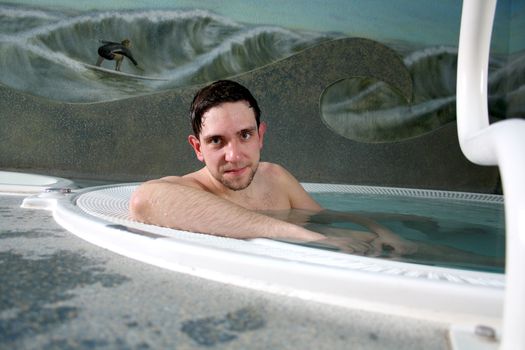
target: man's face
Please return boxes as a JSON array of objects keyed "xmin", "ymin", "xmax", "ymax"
[{"xmin": 188, "ymin": 101, "xmax": 266, "ymax": 191}]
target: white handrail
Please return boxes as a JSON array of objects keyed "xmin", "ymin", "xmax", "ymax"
[{"xmin": 457, "ymin": 0, "xmax": 525, "ymax": 348}]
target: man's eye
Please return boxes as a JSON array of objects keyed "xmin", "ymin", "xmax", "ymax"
[
  {"xmin": 241, "ymin": 131, "xmax": 252, "ymax": 140},
  {"xmin": 210, "ymin": 137, "xmax": 221, "ymax": 145}
]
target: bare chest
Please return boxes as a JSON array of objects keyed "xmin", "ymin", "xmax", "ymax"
[{"xmin": 226, "ymin": 189, "xmax": 290, "ymax": 211}]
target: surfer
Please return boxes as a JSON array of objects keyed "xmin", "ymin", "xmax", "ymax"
[
  {"xmin": 96, "ymin": 39, "xmax": 138, "ymax": 71},
  {"xmin": 129, "ymin": 80, "xmax": 415, "ymax": 254}
]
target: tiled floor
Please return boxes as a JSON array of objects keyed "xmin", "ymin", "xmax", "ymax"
[{"xmin": 0, "ymin": 194, "xmax": 449, "ymax": 349}]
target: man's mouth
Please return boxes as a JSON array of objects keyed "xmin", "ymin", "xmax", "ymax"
[{"xmin": 223, "ymin": 166, "xmax": 247, "ymax": 176}]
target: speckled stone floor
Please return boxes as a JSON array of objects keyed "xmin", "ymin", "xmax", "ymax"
[{"xmin": 0, "ymin": 194, "xmax": 450, "ymax": 350}]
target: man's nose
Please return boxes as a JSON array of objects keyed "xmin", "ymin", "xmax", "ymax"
[{"xmin": 225, "ymin": 140, "xmax": 242, "ymax": 162}]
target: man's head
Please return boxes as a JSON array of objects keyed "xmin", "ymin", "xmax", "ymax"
[
  {"xmin": 190, "ymin": 80, "xmax": 261, "ymax": 137},
  {"xmin": 121, "ymin": 39, "xmax": 131, "ymax": 47},
  {"xmin": 188, "ymin": 80, "xmax": 266, "ymax": 191}
]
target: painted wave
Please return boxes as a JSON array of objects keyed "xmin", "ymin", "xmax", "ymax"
[
  {"xmin": 1, "ymin": 2, "xmax": 522, "ymax": 137},
  {"xmin": 321, "ymin": 44, "xmax": 525, "ymax": 142},
  {"xmin": 0, "ymin": 3, "xmax": 333, "ymax": 102}
]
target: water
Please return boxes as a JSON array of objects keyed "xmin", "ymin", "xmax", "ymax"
[{"xmin": 306, "ymin": 192, "xmax": 505, "ymax": 273}]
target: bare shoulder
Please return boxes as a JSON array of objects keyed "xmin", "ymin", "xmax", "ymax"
[
  {"xmin": 258, "ymin": 162, "xmax": 322, "ymax": 211},
  {"xmin": 130, "ymin": 173, "xmax": 208, "ymax": 215},
  {"xmin": 140, "ymin": 172, "xmax": 206, "ymax": 191},
  {"xmin": 258, "ymin": 162, "xmax": 294, "ymax": 180}
]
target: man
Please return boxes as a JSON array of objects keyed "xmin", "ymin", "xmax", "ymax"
[
  {"xmin": 96, "ymin": 39, "xmax": 138, "ymax": 71},
  {"xmin": 130, "ymin": 80, "xmax": 411, "ymax": 253}
]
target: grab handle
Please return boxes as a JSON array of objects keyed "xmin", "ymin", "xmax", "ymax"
[{"xmin": 457, "ymin": 0, "xmax": 525, "ymax": 348}]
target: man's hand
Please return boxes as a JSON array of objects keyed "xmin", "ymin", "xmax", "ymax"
[
  {"xmin": 316, "ymin": 235, "xmax": 374, "ymax": 254},
  {"xmin": 369, "ymin": 234, "xmax": 418, "ymax": 257}
]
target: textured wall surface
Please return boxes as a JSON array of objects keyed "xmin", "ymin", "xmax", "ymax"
[{"xmin": 0, "ymin": 38, "xmax": 499, "ymax": 192}]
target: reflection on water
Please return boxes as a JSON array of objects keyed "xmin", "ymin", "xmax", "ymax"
[{"xmin": 262, "ymin": 193, "xmax": 505, "ymax": 274}]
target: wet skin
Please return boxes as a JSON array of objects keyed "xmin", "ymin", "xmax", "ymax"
[{"xmin": 188, "ymin": 101, "xmax": 266, "ymax": 192}]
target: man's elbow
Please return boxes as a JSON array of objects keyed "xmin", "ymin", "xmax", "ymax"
[{"xmin": 129, "ymin": 186, "xmax": 151, "ymax": 223}]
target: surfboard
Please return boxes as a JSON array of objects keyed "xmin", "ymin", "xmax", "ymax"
[{"xmin": 82, "ymin": 63, "xmax": 168, "ymax": 81}]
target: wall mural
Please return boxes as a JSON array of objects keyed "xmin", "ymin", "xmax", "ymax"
[
  {"xmin": 0, "ymin": 3, "xmax": 333, "ymax": 102},
  {"xmin": 1, "ymin": 0, "xmax": 522, "ymax": 145}
]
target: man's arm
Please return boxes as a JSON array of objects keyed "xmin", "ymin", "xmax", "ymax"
[
  {"xmin": 129, "ymin": 178, "xmax": 324, "ymax": 241},
  {"xmin": 269, "ymin": 164, "xmax": 322, "ymax": 211},
  {"xmin": 113, "ymin": 47, "xmax": 138, "ymax": 66},
  {"xmin": 311, "ymin": 210, "xmax": 417, "ymax": 255},
  {"xmin": 122, "ymin": 49, "xmax": 138, "ymax": 66}
]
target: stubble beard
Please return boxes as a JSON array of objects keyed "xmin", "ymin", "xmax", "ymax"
[{"xmin": 219, "ymin": 164, "xmax": 258, "ymax": 191}]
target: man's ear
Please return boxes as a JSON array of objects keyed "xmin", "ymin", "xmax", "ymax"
[
  {"xmin": 188, "ymin": 135, "xmax": 204, "ymax": 162},
  {"xmin": 258, "ymin": 122, "xmax": 267, "ymax": 149}
]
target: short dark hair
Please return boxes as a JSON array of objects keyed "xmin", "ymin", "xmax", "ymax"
[{"xmin": 189, "ymin": 80, "xmax": 261, "ymax": 136}]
